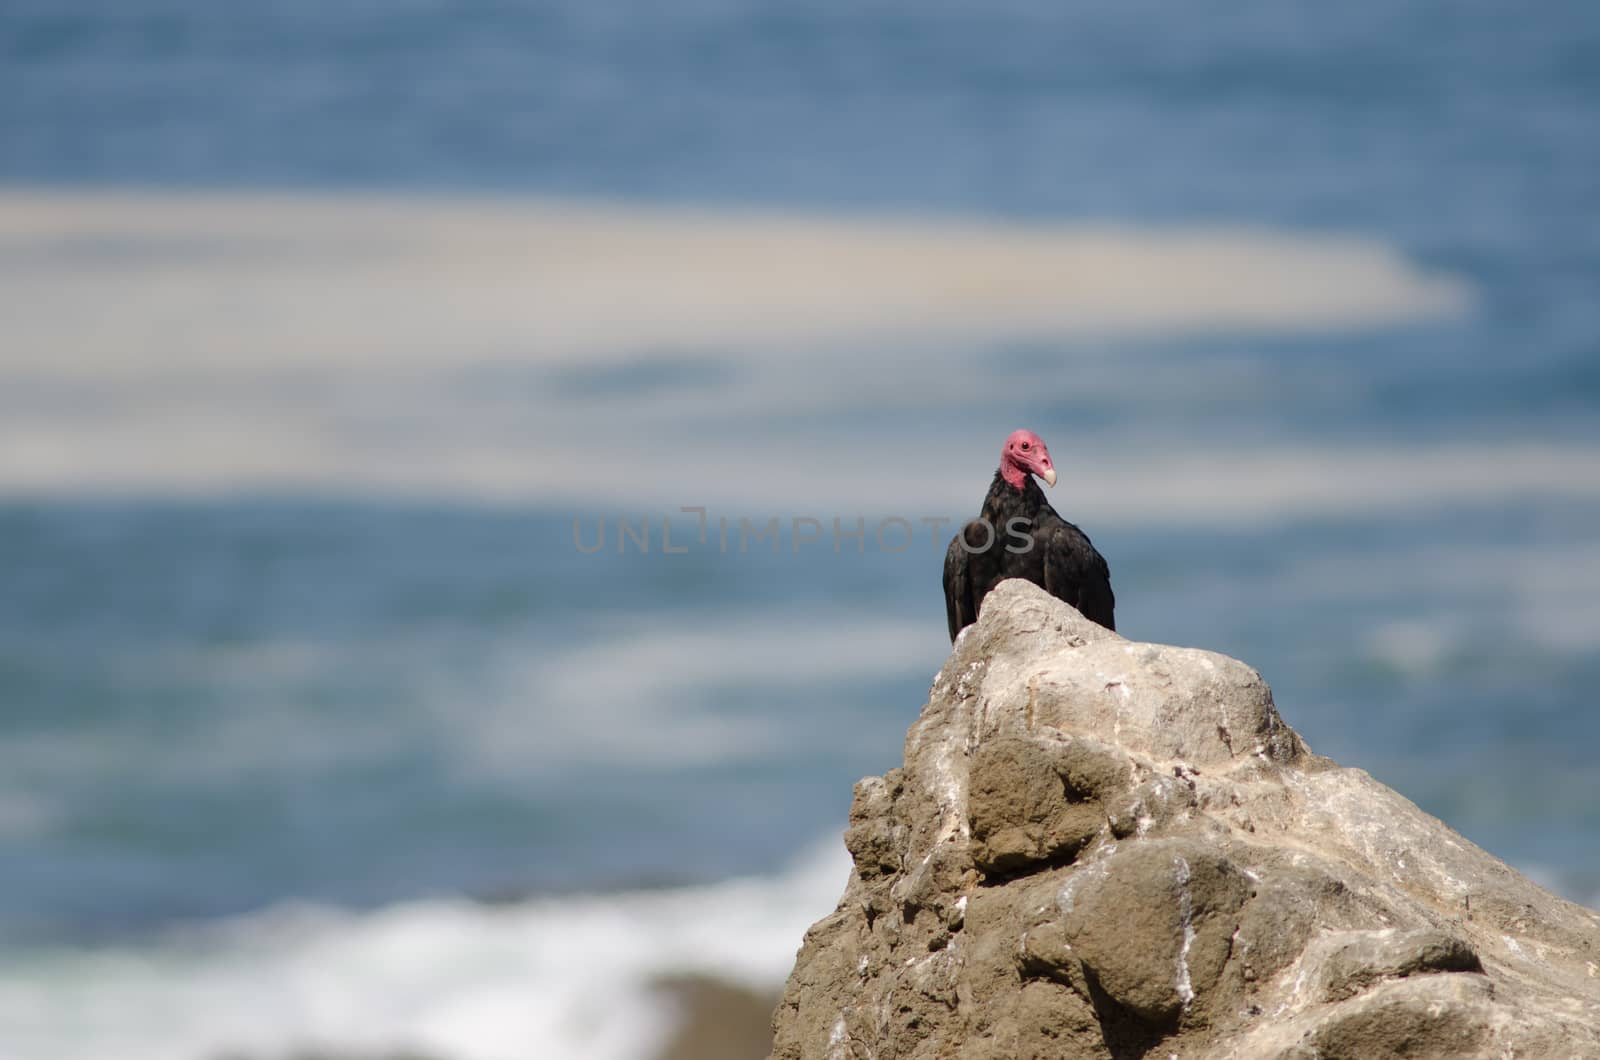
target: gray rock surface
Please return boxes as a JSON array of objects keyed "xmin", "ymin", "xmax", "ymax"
[{"xmin": 772, "ymin": 580, "xmax": 1600, "ymax": 1059}]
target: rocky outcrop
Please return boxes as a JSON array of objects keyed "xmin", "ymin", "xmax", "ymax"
[{"xmin": 772, "ymin": 580, "xmax": 1600, "ymax": 1059}]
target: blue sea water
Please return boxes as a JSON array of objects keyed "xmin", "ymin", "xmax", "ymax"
[{"xmin": 1, "ymin": 2, "xmax": 1599, "ymax": 1057}]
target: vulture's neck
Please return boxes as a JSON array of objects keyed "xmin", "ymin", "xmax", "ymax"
[
  {"xmin": 985, "ymin": 469, "xmax": 1044, "ymax": 519},
  {"xmin": 998, "ymin": 458, "xmax": 1029, "ymax": 492}
]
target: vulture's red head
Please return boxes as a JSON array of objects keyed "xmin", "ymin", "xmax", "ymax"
[{"xmin": 1000, "ymin": 429, "xmax": 1056, "ymax": 490}]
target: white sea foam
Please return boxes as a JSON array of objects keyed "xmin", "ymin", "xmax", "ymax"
[
  {"xmin": 0, "ymin": 190, "xmax": 1467, "ymax": 375},
  {"xmin": 468, "ymin": 618, "xmax": 943, "ymax": 771},
  {"xmin": 1364, "ymin": 620, "xmax": 1456, "ymax": 675},
  {"xmin": 0, "ymin": 615, "xmax": 942, "ymax": 796},
  {"xmin": 0, "ymin": 188, "xmax": 1540, "ymax": 527},
  {"xmin": 0, "ymin": 837, "xmax": 852, "ymax": 1060},
  {"xmin": 1283, "ymin": 540, "xmax": 1600, "ymax": 657},
  {"xmin": 0, "ymin": 792, "xmax": 58, "ymax": 840}
]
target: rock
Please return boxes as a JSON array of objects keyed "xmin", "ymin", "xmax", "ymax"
[
  {"xmin": 1317, "ymin": 928, "xmax": 1484, "ymax": 1003},
  {"xmin": 772, "ymin": 580, "xmax": 1600, "ymax": 1059},
  {"xmin": 967, "ymin": 735, "xmax": 1125, "ymax": 875},
  {"xmin": 1056, "ymin": 839, "xmax": 1251, "ymax": 1025}
]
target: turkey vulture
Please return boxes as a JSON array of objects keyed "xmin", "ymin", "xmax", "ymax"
[{"xmin": 942, "ymin": 429, "xmax": 1115, "ymax": 640}]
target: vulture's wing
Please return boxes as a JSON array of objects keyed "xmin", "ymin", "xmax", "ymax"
[
  {"xmin": 1043, "ymin": 522, "xmax": 1116, "ymax": 632},
  {"xmin": 942, "ymin": 530, "xmax": 976, "ymax": 642}
]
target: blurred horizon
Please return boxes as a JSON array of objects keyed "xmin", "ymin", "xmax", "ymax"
[{"xmin": 2, "ymin": 2, "xmax": 1598, "ymax": 1059}]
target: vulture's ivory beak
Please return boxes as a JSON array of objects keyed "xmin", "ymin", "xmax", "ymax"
[{"xmin": 1039, "ymin": 467, "xmax": 1057, "ymax": 487}]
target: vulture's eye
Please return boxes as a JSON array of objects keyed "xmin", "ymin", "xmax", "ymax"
[{"xmin": 1021, "ymin": 442, "xmax": 1030, "ymax": 450}]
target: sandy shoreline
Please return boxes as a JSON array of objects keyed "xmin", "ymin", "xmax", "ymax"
[{"xmin": 652, "ymin": 974, "xmax": 778, "ymax": 1060}]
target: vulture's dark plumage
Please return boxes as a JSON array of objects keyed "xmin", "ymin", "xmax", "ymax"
[{"xmin": 943, "ymin": 430, "xmax": 1115, "ymax": 641}]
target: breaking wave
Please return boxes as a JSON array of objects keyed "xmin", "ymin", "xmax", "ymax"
[{"xmin": 0, "ymin": 838, "xmax": 851, "ymax": 1060}]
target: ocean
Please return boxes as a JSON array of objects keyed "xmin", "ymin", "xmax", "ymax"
[{"xmin": 1, "ymin": 2, "xmax": 1598, "ymax": 1058}]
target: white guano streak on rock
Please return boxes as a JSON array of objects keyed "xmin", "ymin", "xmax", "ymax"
[
  {"xmin": 1269, "ymin": 933, "xmax": 1330, "ymax": 1020},
  {"xmin": 956, "ymin": 660, "xmax": 984, "ymax": 700},
  {"xmin": 1057, "ymin": 843, "xmax": 1117, "ymax": 917},
  {"xmin": 1175, "ymin": 855, "xmax": 1197, "ymax": 1006},
  {"xmin": 929, "ymin": 742, "xmax": 969, "ymax": 841},
  {"xmin": 1099, "ymin": 667, "xmax": 1130, "ymax": 740},
  {"xmin": 827, "ymin": 1016, "xmax": 848, "ymax": 1060}
]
